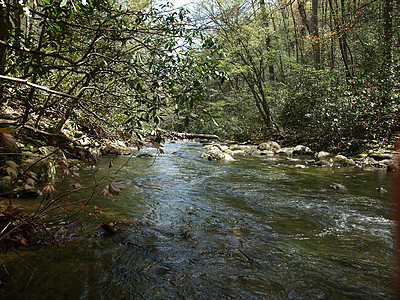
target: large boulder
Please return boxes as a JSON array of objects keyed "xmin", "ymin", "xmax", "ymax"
[
  {"xmin": 292, "ymin": 145, "xmax": 313, "ymax": 156},
  {"xmin": 332, "ymin": 155, "xmax": 356, "ymax": 166},
  {"xmin": 368, "ymin": 151, "xmax": 393, "ymax": 161},
  {"xmin": 257, "ymin": 141, "xmax": 281, "ymax": 152},
  {"xmin": 316, "ymin": 151, "xmax": 331, "ymax": 161},
  {"xmin": 100, "ymin": 142, "xmax": 131, "ymax": 155},
  {"xmin": 231, "ymin": 150, "xmax": 247, "ymax": 156},
  {"xmin": 229, "ymin": 144, "xmax": 260, "ymax": 156},
  {"xmin": 201, "ymin": 150, "xmax": 235, "ymax": 161}
]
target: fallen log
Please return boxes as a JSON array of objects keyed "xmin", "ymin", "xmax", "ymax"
[
  {"xmin": 157, "ymin": 129, "xmax": 219, "ymax": 140},
  {"xmin": 181, "ymin": 133, "xmax": 219, "ymax": 140}
]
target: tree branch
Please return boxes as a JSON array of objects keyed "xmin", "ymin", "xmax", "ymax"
[{"xmin": 0, "ymin": 75, "xmax": 78, "ymax": 100}]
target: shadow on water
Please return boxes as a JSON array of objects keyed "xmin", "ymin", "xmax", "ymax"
[{"xmin": 1, "ymin": 142, "xmax": 394, "ymax": 299}]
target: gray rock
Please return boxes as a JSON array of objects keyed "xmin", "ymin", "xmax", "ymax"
[
  {"xmin": 368, "ymin": 151, "xmax": 393, "ymax": 161},
  {"xmin": 294, "ymin": 164, "xmax": 306, "ymax": 169},
  {"xmin": 201, "ymin": 150, "xmax": 234, "ymax": 161},
  {"xmin": 203, "ymin": 144, "xmax": 220, "ymax": 151},
  {"xmin": 330, "ymin": 183, "xmax": 347, "ymax": 191},
  {"xmin": 232, "ymin": 150, "xmax": 247, "ymax": 156},
  {"xmin": 377, "ymin": 187, "xmax": 388, "ymax": 193},
  {"xmin": 100, "ymin": 142, "xmax": 131, "ymax": 155},
  {"xmin": 332, "ymin": 155, "xmax": 355, "ymax": 166},
  {"xmin": 316, "ymin": 151, "xmax": 331, "ymax": 161},
  {"xmin": 244, "ymin": 148, "xmax": 261, "ymax": 156},
  {"xmin": 257, "ymin": 141, "xmax": 281, "ymax": 152},
  {"xmin": 293, "ymin": 145, "xmax": 313, "ymax": 156}
]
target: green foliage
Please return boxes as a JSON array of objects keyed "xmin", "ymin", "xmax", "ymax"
[
  {"xmin": 185, "ymin": 0, "xmax": 399, "ymax": 152},
  {"xmin": 278, "ymin": 63, "xmax": 399, "ymax": 151},
  {"xmin": 0, "ymin": 0, "xmax": 223, "ymax": 138}
]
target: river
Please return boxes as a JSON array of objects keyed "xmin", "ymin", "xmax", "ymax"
[{"xmin": 2, "ymin": 141, "xmax": 394, "ymax": 299}]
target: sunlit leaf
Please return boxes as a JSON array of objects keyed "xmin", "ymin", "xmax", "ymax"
[
  {"xmin": 43, "ymin": 182, "xmax": 57, "ymax": 194},
  {"xmin": 100, "ymin": 185, "xmax": 112, "ymax": 197},
  {"xmin": 109, "ymin": 180, "xmax": 126, "ymax": 194}
]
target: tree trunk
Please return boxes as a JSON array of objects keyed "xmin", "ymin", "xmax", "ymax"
[
  {"xmin": 383, "ymin": 0, "xmax": 393, "ymax": 65},
  {"xmin": 54, "ymin": 72, "xmax": 94, "ymax": 133},
  {"xmin": 290, "ymin": 1, "xmax": 301, "ymax": 62},
  {"xmin": 259, "ymin": 0, "xmax": 275, "ymax": 81},
  {"xmin": 0, "ymin": 1, "xmax": 11, "ymax": 100},
  {"xmin": 311, "ymin": 0, "xmax": 321, "ymax": 68}
]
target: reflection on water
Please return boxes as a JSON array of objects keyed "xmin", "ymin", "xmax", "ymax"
[{"xmin": 2, "ymin": 142, "xmax": 394, "ymax": 299}]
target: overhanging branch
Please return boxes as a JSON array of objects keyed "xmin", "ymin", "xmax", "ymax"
[{"xmin": 0, "ymin": 75, "xmax": 78, "ymax": 100}]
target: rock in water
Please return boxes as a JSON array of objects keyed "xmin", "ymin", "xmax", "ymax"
[
  {"xmin": 332, "ymin": 155, "xmax": 356, "ymax": 166},
  {"xmin": 201, "ymin": 150, "xmax": 234, "ymax": 161},
  {"xmin": 316, "ymin": 151, "xmax": 331, "ymax": 161},
  {"xmin": 257, "ymin": 141, "xmax": 281, "ymax": 152},
  {"xmin": 292, "ymin": 145, "xmax": 313, "ymax": 156},
  {"xmin": 330, "ymin": 183, "xmax": 347, "ymax": 191},
  {"xmin": 101, "ymin": 220, "xmax": 118, "ymax": 234}
]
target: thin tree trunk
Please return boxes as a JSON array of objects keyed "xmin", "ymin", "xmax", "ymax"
[
  {"xmin": 54, "ymin": 72, "xmax": 94, "ymax": 133},
  {"xmin": 383, "ymin": 0, "xmax": 393, "ymax": 64},
  {"xmin": 290, "ymin": 1, "xmax": 300, "ymax": 62},
  {"xmin": 259, "ymin": 0, "xmax": 275, "ymax": 81},
  {"xmin": 311, "ymin": 0, "xmax": 321, "ymax": 68}
]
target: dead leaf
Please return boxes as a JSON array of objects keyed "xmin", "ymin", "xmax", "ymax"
[
  {"xmin": 58, "ymin": 161, "xmax": 67, "ymax": 169},
  {"xmin": 0, "ymin": 128, "xmax": 16, "ymax": 134},
  {"xmin": 1, "ymin": 133, "xmax": 16, "ymax": 147}
]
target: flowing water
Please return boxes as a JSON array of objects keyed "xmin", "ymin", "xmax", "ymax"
[{"xmin": 2, "ymin": 142, "xmax": 394, "ymax": 299}]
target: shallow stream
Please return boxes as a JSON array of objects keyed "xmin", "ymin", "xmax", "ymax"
[{"xmin": 2, "ymin": 141, "xmax": 394, "ymax": 299}]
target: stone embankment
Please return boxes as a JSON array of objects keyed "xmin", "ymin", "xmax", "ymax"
[{"xmin": 201, "ymin": 141, "xmax": 397, "ymax": 170}]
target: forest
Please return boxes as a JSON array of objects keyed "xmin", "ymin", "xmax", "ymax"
[
  {"xmin": 0, "ymin": 0, "xmax": 398, "ymax": 151},
  {"xmin": 0, "ymin": 0, "xmax": 399, "ymax": 297}
]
